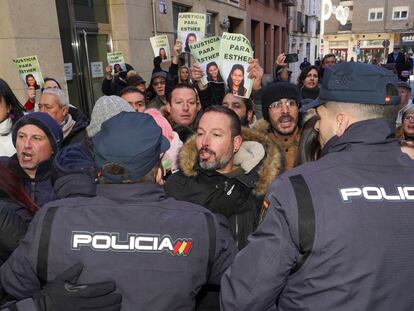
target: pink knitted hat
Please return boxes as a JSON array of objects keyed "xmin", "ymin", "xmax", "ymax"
[{"xmin": 144, "ymin": 108, "xmax": 174, "ymax": 142}]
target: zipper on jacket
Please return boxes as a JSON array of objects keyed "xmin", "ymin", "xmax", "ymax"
[
  {"xmin": 235, "ymin": 215, "xmax": 239, "ymax": 248},
  {"xmin": 30, "ymin": 181, "xmax": 36, "ymax": 202}
]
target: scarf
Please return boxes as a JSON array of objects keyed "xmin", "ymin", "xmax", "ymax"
[
  {"xmin": 0, "ymin": 117, "xmax": 12, "ymax": 136},
  {"xmin": 61, "ymin": 113, "xmax": 76, "ymax": 139}
]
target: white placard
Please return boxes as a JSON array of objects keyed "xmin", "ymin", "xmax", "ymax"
[
  {"xmin": 64, "ymin": 63, "xmax": 73, "ymax": 81},
  {"xmin": 91, "ymin": 61, "xmax": 104, "ymax": 78}
]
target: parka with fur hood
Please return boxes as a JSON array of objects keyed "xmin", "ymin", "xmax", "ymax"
[
  {"xmin": 253, "ymin": 118, "xmax": 301, "ymax": 171},
  {"xmin": 165, "ymin": 127, "xmax": 284, "ymax": 249}
]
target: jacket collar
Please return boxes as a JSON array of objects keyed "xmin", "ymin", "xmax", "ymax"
[
  {"xmin": 321, "ymin": 118, "xmax": 397, "ymax": 156},
  {"xmin": 8, "ymin": 154, "xmax": 53, "ymax": 181},
  {"xmin": 97, "ymin": 182, "xmax": 165, "ymax": 204},
  {"xmin": 178, "ymin": 127, "xmax": 284, "ymax": 196}
]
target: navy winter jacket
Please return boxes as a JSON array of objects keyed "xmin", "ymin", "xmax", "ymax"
[{"xmin": 221, "ymin": 118, "xmax": 414, "ymax": 311}]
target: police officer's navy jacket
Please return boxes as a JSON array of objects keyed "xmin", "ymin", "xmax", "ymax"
[
  {"xmin": 220, "ymin": 118, "xmax": 414, "ymax": 311},
  {"xmin": 0, "ymin": 181, "xmax": 237, "ymax": 311}
]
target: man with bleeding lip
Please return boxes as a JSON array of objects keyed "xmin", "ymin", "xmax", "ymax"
[
  {"xmin": 254, "ymin": 81, "xmax": 302, "ymax": 171},
  {"xmin": 5, "ymin": 112, "xmax": 63, "ymax": 206}
]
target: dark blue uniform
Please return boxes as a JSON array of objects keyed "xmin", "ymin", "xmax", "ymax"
[
  {"xmin": 1, "ymin": 182, "xmax": 237, "ymax": 311},
  {"xmin": 221, "ymin": 119, "xmax": 414, "ymax": 310}
]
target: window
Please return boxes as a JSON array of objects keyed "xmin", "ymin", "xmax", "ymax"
[
  {"xmin": 73, "ymin": 0, "xmax": 108, "ymax": 23},
  {"xmin": 206, "ymin": 12, "xmax": 216, "ymax": 36},
  {"xmin": 392, "ymin": 6, "xmax": 409, "ymax": 20},
  {"xmin": 368, "ymin": 8, "xmax": 384, "ymax": 21},
  {"xmin": 304, "ymin": 15, "xmax": 309, "ymax": 33},
  {"xmin": 173, "ymin": 3, "xmax": 191, "ymax": 39},
  {"xmin": 296, "ymin": 12, "xmax": 303, "ymax": 32}
]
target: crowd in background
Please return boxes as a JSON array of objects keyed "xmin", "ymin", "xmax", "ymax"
[{"xmin": 0, "ymin": 40, "xmax": 413, "ymax": 310}]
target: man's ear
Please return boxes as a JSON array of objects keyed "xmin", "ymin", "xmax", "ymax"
[
  {"xmin": 233, "ymin": 135, "xmax": 243, "ymax": 153},
  {"xmin": 62, "ymin": 106, "xmax": 69, "ymax": 116},
  {"xmin": 336, "ymin": 112, "xmax": 350, "ymax": 137},
  {"xmin": 196, "ymin": 101, "xmax": 201, "ymax": 112}
]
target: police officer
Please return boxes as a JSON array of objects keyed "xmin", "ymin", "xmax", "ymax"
[
  {"xmin": 1, "ymin": 112, "xmax": 237, "ymax": 311},
  {"xmin": 220, "ymin": 62, "xmax": 414, "ymax": 310}
]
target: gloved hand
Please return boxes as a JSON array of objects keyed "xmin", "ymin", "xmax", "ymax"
[{"xmin": 33, "ymin": 263, "xmax": 122, "ymax": 311}]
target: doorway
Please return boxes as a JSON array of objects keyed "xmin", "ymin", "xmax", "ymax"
[{"xmin": 56, "ymin": 0, "xmax": 112, "ymax": 116}]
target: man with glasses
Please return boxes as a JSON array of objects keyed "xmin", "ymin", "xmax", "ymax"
[
  {"xmin": 254, "ymin": 81, "xmax": 302, "ymax": 170},
  {"xmin": 148, "ymin": 71, "xmax": 168, "ymax": 110}
]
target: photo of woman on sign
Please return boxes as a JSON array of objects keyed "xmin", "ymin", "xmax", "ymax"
[
  {"xmin": 25, "ymin": 74, "xmax": 40, "ymax": 90},
  {"xmin": 159, "ymin": 48, "xmax": 168, "ymax": 60},
  {"xmin": 184, "ymin": 33, "xmax": 197, "ymax": 53},
  {"xmin": 227, "ymin": 64, "xmax": 247, "ymax": 97},
  {"xmin": 206, "ymin": 62, "xmax": 224, "ymax": 83}
]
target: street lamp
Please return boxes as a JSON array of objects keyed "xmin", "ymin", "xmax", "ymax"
[
  {"xmin": 320, "ymin": 0, "xmax": 350, "ymax": 55},
  {"xmin": 322, "ymin": 0, "xmax": 349, "ymax": 25}
]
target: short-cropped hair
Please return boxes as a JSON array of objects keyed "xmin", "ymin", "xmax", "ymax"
[
  {"xmin": 201, "ymin": 105, "xmax": 241, "ymax": 138},
  {"xmin": 42, "ymin": 88, "xmax": 69, "ymax": 108}
]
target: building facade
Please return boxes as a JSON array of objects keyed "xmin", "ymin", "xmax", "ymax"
[
  {"xmin": 288, "ymin": 0, "xmax": 321, "ymax": 82},
  {"xmin": 323, "ymin": 0, "xmax": 414, "ymax": 64},
  {"xmin": 0, "ymin": 0, "xmax": 246, "ymax": 116},
  {"xmin": 246, "ymin": 0, "xmax": 291, "ymax": 75}
]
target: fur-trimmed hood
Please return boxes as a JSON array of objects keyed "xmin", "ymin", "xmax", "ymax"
[
  {"xmin": 253, "ymin": 118, "xmax": 272, "ymax": 133},
  {"xmin": 177, "ymin": 127, "xmax": 284, "ymax": 196}
]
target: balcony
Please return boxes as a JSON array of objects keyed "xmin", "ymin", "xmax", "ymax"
[{"xmin": 338, "ymin": 22, "xmax": 352, "ymax": 31}]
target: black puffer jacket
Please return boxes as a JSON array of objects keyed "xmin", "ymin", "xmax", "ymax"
[
  {"xmin": 6, "ymin": 155, "xmax": 56, "ymax": 207},
  {"xmin": 0, "ymin": 199, "xmax": 32, "ymax": 265},
  {"xmin": 165, "ymin": 127, "xmax": 284, "ymax": 249},
  {"xmin": 101, "ymin": 75, "xmax": 127, "ymax": 96},
  {"xmin": 61, "ymin": 107, "xmax": 89, "ymax": 149}
]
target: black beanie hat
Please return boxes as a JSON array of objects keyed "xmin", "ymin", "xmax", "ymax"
[
  {"xmin": 261, "ymin": 81, "xmax": 302, "ymax": 122},
  {"xmin": 12, "ymin": 112, "xmax": 63, "ymax": 153}
]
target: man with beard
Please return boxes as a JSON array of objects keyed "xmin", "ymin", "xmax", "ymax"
[
  {"xmin": 165, "ymin": 105, "xmax": 283, "ymax": 248},
  {"xmin": 254, "ymin": 81, "xmax": 302, "ymax": 171},
  {"xmin": 222, "ymin": 93, "xmax": 255, "ymax": 127},
  {"xmin": 165, "ymin": 105, "xmax": 283, "ymax": 310}
]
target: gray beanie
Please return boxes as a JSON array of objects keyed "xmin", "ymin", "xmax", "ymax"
[{"xmin": 87, "ymin": 95, "xmax": 134, "ymax": 137}]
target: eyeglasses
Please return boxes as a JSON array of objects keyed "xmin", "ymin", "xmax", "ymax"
[
  {"xmin": 269, "ymin": 99, "xmax": 298, "ymax": 109},
  {"xmin": 403, "ymin": 115, "xmax": 414, "ymax": 122}
]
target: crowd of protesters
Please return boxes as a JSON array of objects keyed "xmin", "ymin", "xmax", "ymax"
[{"xmin": 0, "ymin": 38, "xmax": 414, "ymax": 311}]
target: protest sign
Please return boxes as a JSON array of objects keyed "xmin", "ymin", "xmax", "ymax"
[
  {"xmin": 150, "ymin": 35, "xmax": 171, "ymax": 62},
  {"xmin": 218, "ymin": 32, "xmax": 254, "ymax": 99},
  {"xmin": 190, "ymin": 36, "xmax": 222, "ymax": 85},
  {"xmin": 177, "ymin": 13, "xmax": 206, "ymax": 53},
  {"xmin": 107, "ymin": 52, "xmax": 126, "ymax": 75},
  {"xmin": 13, "ymin": 55, "xmax": 44, "ymax": 89}
]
